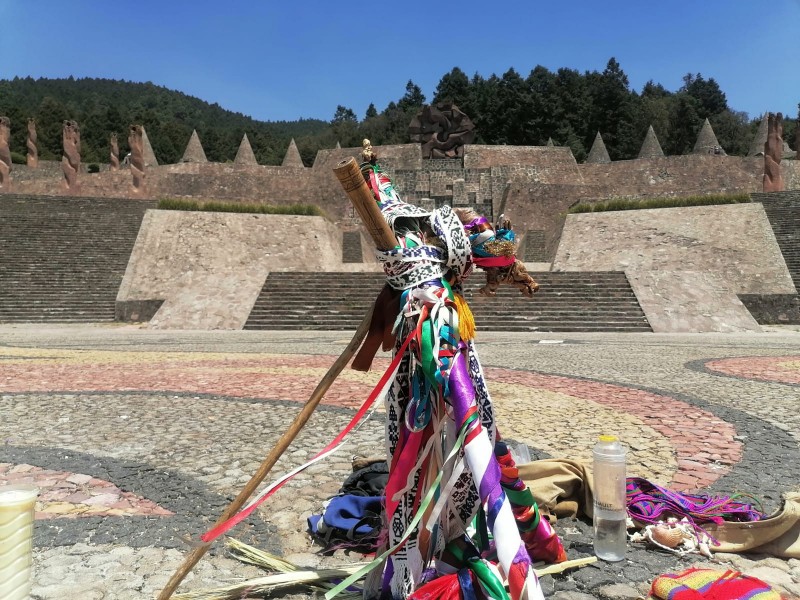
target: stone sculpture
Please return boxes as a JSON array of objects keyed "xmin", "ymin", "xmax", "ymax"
[
  {"xmin": 61, "ymin": 120, "xmax": 81, "ymax": 192},
  {"xmin": 110, "ymin": 133, "xmax": 119, "ymax": 171},
  {"xmin": 26, "ymin": 118, "xmax": 38, "ymax": 168},
  {"xmin": 0, "ymin": 117, "xmax": 11, "ymax": 189},
  {"xmin": 128, "ymin": 124, "xmax": 146, "ymax": 192},
  {"xmin": 586, "ymin": 131, "xmax": 611, "ymax": 164},
  {"xmin": 234, "ymin": 133, "xmax": 258, "ymax": 166},
  {"xmin": 693, "ymin": 118, "xmax": 726, "ymax": 155},
  {"xmin": 763, "ymin": 112, "xmax": 784, "ymax": 192},
  {"xmin": 796, "ymin": 121, "xmax": 799, "ymax": 160},
  {"xmin": 408, "ymin": 103, "xmax": 476, "ymax": 159}
]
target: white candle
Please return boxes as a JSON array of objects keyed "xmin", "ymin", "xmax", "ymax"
[{"xmin": 0, "ymin": 485, "xmax": 38, "ymax": 600}]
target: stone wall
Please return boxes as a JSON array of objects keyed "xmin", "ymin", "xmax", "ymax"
[
  {"xmin": 502, "ymin": 183, "xmax": 595, "ymax": 260},
  {"xmin": 783, "ymin": 160, "xmax": 800, "ymax": 189},
  {"xmin": 578, "ymin": 155, "xmax": 763, "ymax": 199},
  {"xmin": 552, "ymin": 204, "xmax": 796, "ymax": 332},
  {"xmin": 463, "ymin": 145, "xmax": 580, "ymax": 177},
  {"xmin": 312, "ymin": 144, "xmax": 423, "ymax": 172},
  {"xmin": 116, "ymin": 211, "xmax": 350, "ymax": 329},
  {"xmin": 5, "ymin": 146, "xmax": 800, "ymax": 266}
]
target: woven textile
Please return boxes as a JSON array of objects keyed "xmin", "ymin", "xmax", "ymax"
[{"xmin": 648, "ymin": 568, "xmax": 783, "ymax": 600}]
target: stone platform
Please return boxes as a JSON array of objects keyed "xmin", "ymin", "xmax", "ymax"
[{"xmin": 1, "ymin": 324, "xmax": 799, "ymax": 599}]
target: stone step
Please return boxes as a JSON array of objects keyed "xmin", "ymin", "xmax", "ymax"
[
  {"xmin": 245, "ymin": 271, "xmax": 651, "ymax": 332},
  {"xmin": 0, "ymin": 194, "xmax": 150, "ymax": 323},
  {"xmin": 245, "ymin": 323, "xmax": 652, "ymax": 332}
]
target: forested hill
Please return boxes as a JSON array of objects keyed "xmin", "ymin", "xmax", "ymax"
[
  {"xmin": 0, "ymin": 65, "xmax": 795, "ymax": 165},
  {"xmin": 0, "ymin": 77, "xmax": 330, "ymax": 165}
]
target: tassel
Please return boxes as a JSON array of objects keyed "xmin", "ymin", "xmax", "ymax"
[{"xmin": 453, "ymin": 294, "xmax": 476, "ymax": 342}]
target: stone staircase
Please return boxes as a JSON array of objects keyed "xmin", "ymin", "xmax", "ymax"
[
  {"xmin": 757, "ymin": 191, "xmax": 800, "ymax": 289},
  {"xmin": 244, "ymin": 271, "xmax": 651, "ymax": 332},
  {"xmin": 0, "ymin": 194, "xmax": 154, "ymax": 323}
]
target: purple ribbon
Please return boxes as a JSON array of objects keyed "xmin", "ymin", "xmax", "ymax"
[
  {"xmin": 462, "ymin": 217, "xmax": 489, "ymax": 231},
  {"xmin": 448, "ymin": 346, "xmax": 502, "ymax": 502}
]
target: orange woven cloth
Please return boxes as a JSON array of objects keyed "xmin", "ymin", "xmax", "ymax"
[{"xmin": 648, "ymin": 567, "xmax": 783, "ymax": 600}]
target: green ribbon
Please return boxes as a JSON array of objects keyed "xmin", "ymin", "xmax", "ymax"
[
  {"xmin": 324, "ymin": 412, "xmax": 479, "ymax": 600},
  {"xmin": 502, "ymin": 487, "xmax": 540, "ymax": 531},
  {"xmin": 447, "ymin": 542, "xmax": 510, "ymax": 600}
]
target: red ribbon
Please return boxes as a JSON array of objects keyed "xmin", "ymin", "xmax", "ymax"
[{"xmin": 200, "ymin": 329, "xmax": 415, "ymax": 543}]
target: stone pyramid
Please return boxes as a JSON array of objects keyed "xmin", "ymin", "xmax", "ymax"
[
  {"xmin": 586, "ymin": 132, "xmax": 611, "ymax": 164},
  {"xmin": 692, "ymin": 118, "xmax": 725, "ymax": 155},
  {"xmin": 638, "ymin": 125, "xmax": 665, "ymax": 159},
  {"xmin": 141, "ymin": 126, "xmax": 159, "ymax": 167},
  {"xmin": 546, "ymin": 137, "xmax": 555, "ymax": 147},
  {"xmin": 335, "ymin": 141, "xmax": 341, "ymax": 149},
  {"xmin": 748, "ymin": 114, "xmax": 768, "ymax": 157},
  {"xmin": 282, "ymin": 138, "xmax": 305, "ymax": 168},
  {"xmin": 234, "ymin": 134, "xmax": 258, "ymax": 166},
  {"xmin": 181, "ymin": 130, "xmax": 208, "ymax": 163}
]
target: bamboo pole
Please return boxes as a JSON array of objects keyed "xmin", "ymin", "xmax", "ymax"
[
  {"xmin": 159, "ymin": 155, "xmax": 396, "ymax": 599},
  {"xmin": 156, "ymin": 308, "xmax": 373, "ymax": 599},
  {"xmin": 333, "ymin": 157, "xmax": 397, "ymax": 251}
]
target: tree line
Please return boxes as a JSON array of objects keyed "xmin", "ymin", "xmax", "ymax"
[
  {"xmin": 1, "ymin": 61, "xmax": 797, "ymax": 166},
  {"xmin": 0, "ymin": 77, "xmax": 328, "ymax": 165}
]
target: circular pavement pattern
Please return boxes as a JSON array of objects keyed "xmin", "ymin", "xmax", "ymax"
[
  {"xmin": 2, "ymin": 347, "xmax": 744, "ymax": 525},
  {"xmin": 2, "ymin": 339, "xmax": 800, "ymax": 599},
  {"xmin": 702, "ymin": 355, "xmax": 800, "ymax": 386}
]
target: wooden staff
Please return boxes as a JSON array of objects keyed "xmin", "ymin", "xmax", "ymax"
[
  {"xmin": 158, "ymin": 155, "xmax": 397, "ymax": 599},
  {"xmin": 157, "ymin": 308, "xmax": 372, "ymax": 599},
  {"xmin": 333, "ymin": 156, "xmax": 396, "ymax": 251}
]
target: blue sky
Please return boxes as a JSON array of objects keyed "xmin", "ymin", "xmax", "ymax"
[{"xmin": 1, "ymin": 1, "xmax": 797, "ymax": 123}]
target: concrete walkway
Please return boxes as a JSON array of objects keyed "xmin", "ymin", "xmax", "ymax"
[{"xmin": 1, "ymin": 324, "xmax": 799, "ymax": 599}]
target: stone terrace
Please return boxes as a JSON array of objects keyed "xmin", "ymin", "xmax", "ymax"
[{"xmin": 0, "ymin": 194, "xmax": 154, "ymax": 323}]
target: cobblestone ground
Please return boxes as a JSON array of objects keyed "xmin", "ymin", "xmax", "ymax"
[{"xmin": 1, "ymin": 324, "xmax": 799, "ymax": 599}]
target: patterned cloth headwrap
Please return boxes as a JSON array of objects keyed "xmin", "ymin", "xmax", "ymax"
[{"xmin": 362, "ymin": 162, "xmax": 472, "ymax": 290}]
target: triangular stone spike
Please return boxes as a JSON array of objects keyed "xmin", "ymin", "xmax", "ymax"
[
  {"xmin": 693, "ymin": 118, "xmax": 725, "ymax": 155},
  {"xmin": 141, "ymin": 126, "xmax": 159, "ymax": 167},
  {"xmin": 748, "ymin": 114, "xmax": 768, "ymax": 157},
  {"xmin": 181, "ymin": 130, "xmax": 208, "ymax": 163},
  {"xmin": 638, "ymin": 125, "xmax": 665, "ymax": 159},
  {"xmin": 335, "ymin": 141, "xmax": 341, "ymax": 149},
  {"xmin": 586, "ymin": 132, "xmax": 611, "ymax": 164},
  {"xmin": 234, "ymin": 133, "xmax": 258, "ymax": 166},
  {"xmin": 282, "ymin": 138, "xmax": 305, "ymax": 168},
  {"xmin": 546, "ymin": 137, "xmax": 555, "ymax": 147}
]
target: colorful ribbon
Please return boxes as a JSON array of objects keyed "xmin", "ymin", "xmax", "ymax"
[{"xmin": 199, "ymin": 329, "xmax": 415, "ymax": 544}]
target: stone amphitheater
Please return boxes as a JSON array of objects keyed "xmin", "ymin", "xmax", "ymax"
[{"xmin": 1, "ymin": 117, "xmax": 799, "ymax": 333}]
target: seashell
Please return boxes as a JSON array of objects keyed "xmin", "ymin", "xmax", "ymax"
[{"xmin": 650, "ymin": 524, "xmax": 685, "ymax": 548}]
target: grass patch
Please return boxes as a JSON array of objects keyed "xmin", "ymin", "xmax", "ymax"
[
  {"xmin": 568, "ymin": 193, "xmax": 751, "ymax": 213},
  {"xmin": 157, "ymin": 198, "xmax": 325, "ymax": 216}
]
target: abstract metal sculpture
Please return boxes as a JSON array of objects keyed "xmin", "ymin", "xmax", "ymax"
[{"xmin": 408, "ymin": 103, "xmax": 476, "ymax": 159}]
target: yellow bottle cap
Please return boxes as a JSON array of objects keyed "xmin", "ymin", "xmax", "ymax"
[{"xmin": 598, "ymin": 435, "xmax": 619, "ymax": 442}]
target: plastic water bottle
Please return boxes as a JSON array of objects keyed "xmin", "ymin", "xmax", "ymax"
[{"xmin": 592, "ymin": 434, "xmax": 627, "ymax": 561}]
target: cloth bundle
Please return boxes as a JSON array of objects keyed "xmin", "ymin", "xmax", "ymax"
[
  {"xmin": 308, "ymin": 495, "xmax": 384, "ymax": 553},
  {"xmin": 354, "ymin": 156, "xmax": 552, "ymax": 600}
]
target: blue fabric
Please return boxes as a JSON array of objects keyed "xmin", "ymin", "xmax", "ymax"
[{"xmin": 307, "ymin": 494, "xmax": 384, "ymax": 539}]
